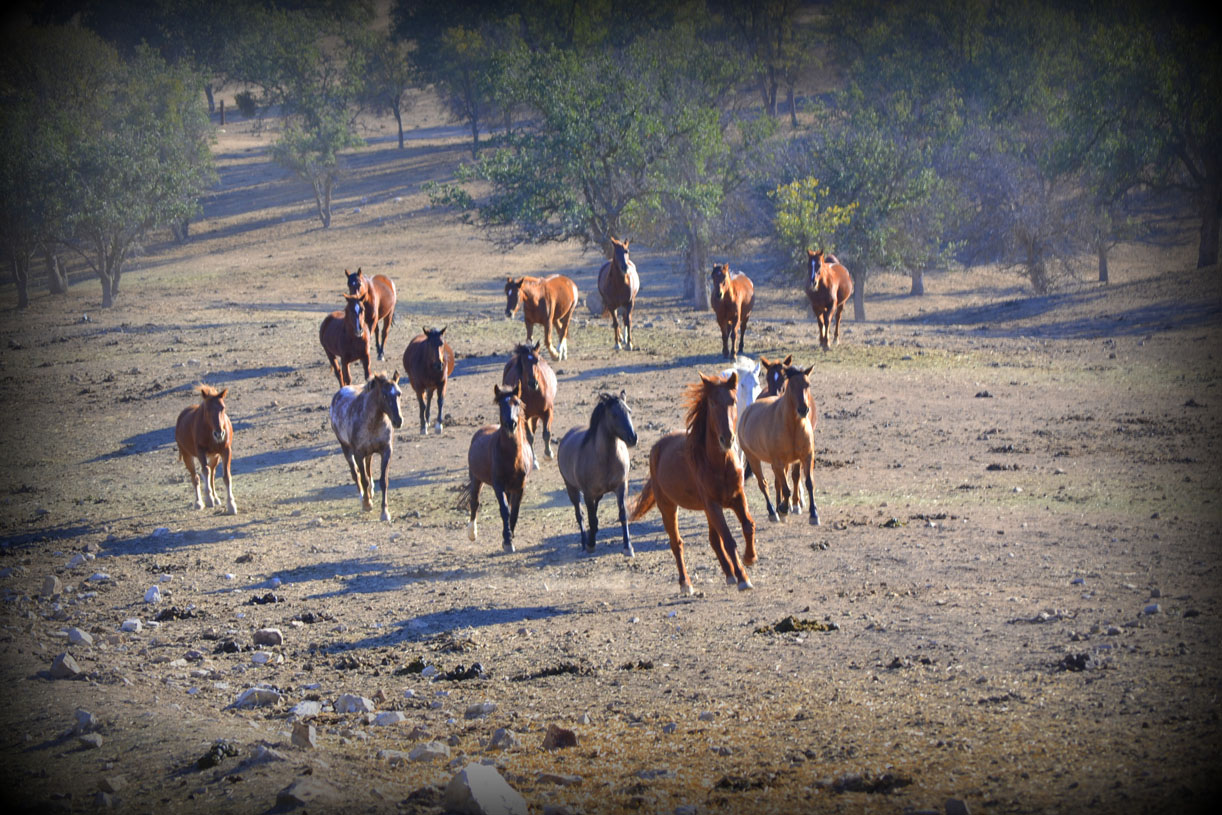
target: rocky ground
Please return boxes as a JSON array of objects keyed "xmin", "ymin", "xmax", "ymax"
[{"xmin": 1, "ymin": 104, "xmax": 1220, "ymax": 815}]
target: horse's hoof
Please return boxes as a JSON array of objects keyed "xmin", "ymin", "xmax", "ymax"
[
  {"xmin": 502, "ymin": 540, "xmax": 515, "ymax": 553},
  {"xmin": 583, "ymin": 543, "xmax": 596, "ymax": 554},
  {"xmin": 767, "ymin": 511, "xmax": 779, "ymax": 523},
  {"xmin": 742, "ymin": 554, "xmax": 756, "ymax": 567},
  {"xmin": 467, "ymin": 520, "xmax": 477, "ymax": 541},
  {"xmin": 738, "ymin": 579, "xmax": 754, "ymax": 591},
  {"xmin": 679, "ymin": 582, "xmax": 693, "ymax": 596},
  {"xmin": 227, "ymin": 503, "xmax": 238, "ymax": 516},
  {"xmin": 419, "ymin": 427, "xmax": 428, "ymax": 436},
  {"xmin": 725, "ymin": 574, "xmax": 737, "ymax": 587},
  {"xmin": 193, "ymin": 500, "xmax": 204, "ymax": 510},
  {"xmin": 381, "ymin": 510, "xmax": 390, "ymax": 522},
  {"xmin": 809, "ymin": 514, "xmax": 821, "ymax": 526},
  {"xmin": 623, "ymin": 545, "xmax": 634, "ymax": 558},
  {"xmin": 435, "ymin": 423, "xmax": 443, "ymax": 434}
]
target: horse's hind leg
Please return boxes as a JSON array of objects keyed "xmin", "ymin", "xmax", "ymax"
[
  {"xmin": 748, "ymin": 454, "xmax": 778, "ymax": 522},
  {"xmin": 737, "ymin": 316, "xmax": 748, "ymax": 356},
  {"xmin": 493, "ymin": 484, "xmax": 515, "ymax": 553},
  {"xmin": 466, "ymin": 480, "xmax": 482, "ymax": 541},
  {"xmin": 584, "ymin": 495, "xmax": 601, "ymax": 553},
  {"xmin": 623, "ymin": 307, "xmax": 635, "ymax": 350},
  {"xmin": 565, "ymin": 482, "xmax": 589, "ymax": 551},
  {"xmin": 200, "ymin": 453, "xmax": 219, "ymax": 507},
  {"xmin": 377, "ymin": 449, "xmax": 391, "ymax": 522},
  {"xmin": 832, "ymin": 302, "xmax": 845, "ymax": 345},
  {"xmin": 803, "ymin": 458, "xmax": 820, "ymax": 525},
  {"xmin": 543, "ymin": 314, "xmax": 559, "ymax": 361},
  {"xmin": 182, "ymin": 452, "xmax": 203, "ymax": 509},
  {"xmin": 614, "ymin": 483, "xmax": 633, "ymax": 557},
  {"xmin": 658, "ymin": 500, "xmax": 692, "ymax": 595},
  {"xmin": 221, "ymin": 449, "xmax": 237, "ymax": 515},
  {"xmin": 772, "ymin": 462, "xmax": 791, "ymax": 518},
  {"xmin": 728, "ymin": 494, "xmax": 757, "ymax": 573},
  {"xmin": 360, "ymin": 454, "xmax": 375, "ymax": 511},
  {"xmin": 340, "ymin": 443, "xmax": 363, "ymax": 495},
  {"xmin": 416, "ymin": 393, "xmax": 429, "ymax": 435}
]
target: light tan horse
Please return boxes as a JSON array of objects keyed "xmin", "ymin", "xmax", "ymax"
[
  {"xmin": 805, "ymin": 249, "xmax": 852, "ymax": 350},
  {"xmin": 175, "ymin": 385, "xmax": 237, "ymax": 514},
  {"xmin": 504, "ymin": 274, "xmax": 579, "ymax": 360},
  {"xmin": 630, "ymin": 372, "xmax": 756, "ymax": 595},
  {"xmin": 737, "ymin": 362, "xmax": 820, "ymax": 525},
  {"xmin": 597, "ymin": 237, "xmax": 640, "ymax": 350}
]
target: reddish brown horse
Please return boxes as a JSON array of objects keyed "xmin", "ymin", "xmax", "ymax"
[
  {"xmin": 502, "ymin": 341, "xmax": 557, "ymax": 467},
  {"xmin": 750, "ymin": 354, "xmax": 808, "ymax": 511},
  {"xmin": 175, "ymin": 385, "xmax": 237, "ymax": 515},
  {"xmin": 597, "ymin": 237, "xmax": 640, "ymax": 350},
  {"xmin": 738, "ymin": 362, "xmax": 820, "ymax": 525},
  {"xmin": 504, "ymin": 274, "xmax": 579, "ymax": 361},
  {"xmin": 630, "ymin": 372, "xmax": 756, "ymax": 595},
  {"xmin": 320, "ymin": 294, "xmax": 370, "ymax": 387},
  {"xmin": 345, "ymin": 268, "xmax": 397, "ymax": 361},
  {"xmin": 403, "ymin": 326, "xmax": 456, "ymax": 435},
  {"xmin": 462, "ymin": 383, "xmax": 533, "ymax": 552},
  {"xmin": 805, "ymin": 249, "xmax": 852, "ymax": 350},
  {"xmin": 711, "ymin": 263, "xmax": 754, "ymax": 359}
]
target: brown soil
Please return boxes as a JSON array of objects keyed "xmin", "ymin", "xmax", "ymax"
[{"xmin": 1, "ymin": 97, "xmax": 1220, "ymax": 815}]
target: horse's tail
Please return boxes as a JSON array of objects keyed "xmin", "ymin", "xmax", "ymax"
[
  {"xmin": 456, "ymin": 479, "xmax": 474, "ymax": 514},
  {"xmin": 629, "ymin": 477, "xmax": 656, "ymax": 522}
]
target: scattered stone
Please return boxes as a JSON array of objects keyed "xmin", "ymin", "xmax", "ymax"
[
  {"xmin": 66, "ymin": 627, "xmax": 93, "ymax": 646},
  {"xmin": 290, "ymin": 700, "xmax": 323, "ymax": 718},
  {"xmin": 374, "ymin": 711, "xmax": 407, "ymax": 726},
  {"xmin": 42, "ymin": 575, "xmax": 63, "ymax": 597},
  {"xmin": 538, "ymin": 772, "xmax": 583, "ymax": 786},
  {"xmin": 662, "ymin": 722, "xmax": 678, "ymax": 734},
  {"xmin": 465, "ymin": 701, "xmax": 496, "ymax": 719},
  {"xmin": 50, "ymin": 652, "xmax": 83, "ymax": 679},
  {"xmin": 946, "ymin": 798, "xmax": 971, "ymax": 815},
  {"xmin": 698, "ymin": 712, "xmax": 715, "ymax": 722},
  {"xmin": 974, "ymin": 390, "xmax": 993, "ymax": 398},
  {"xmin": 67, "ymin": 554, "xmax": 89, "ymax": 569},
  {"xmin": 441, "ymin": 663, "xmax": 487, "ymax": 681},
  {"xmin": 245, "ymin": 592, "xmax": 282, "ymax": 605},
  {"xmin": 1056, "ymin": 653, "xmax": 1096, "ymax": 672},
  {"xmin": 197, "ymin": 740, "xmax": 240, "ymax": 769},
  {"xmin": 94, "ymin": 791, "xmax": 115, "ymax": 809},
  {"xmin": 409, "ymin": 741, "xmax": 451, "ymax": 762},
  {"xmin": 334, "ymin": 694, "xmax": 376, "ymax": 714},
  {"xmin": 253, "ymin": 628, "xmax": 283, "ymax": 646},
  {"xmin": 74, "ymin": 708, "xmax": 99, "ymax": 734},
  {"xmin": 487, "ymin": 728, "xmax": 522, "ymax": 751},
  {"xmin": 541, "ymin": 724, "xmax": 578, "ymax": 751},
  {"xmin": 291, "ymin": 723, "xmax": 317, "ymax": 749},
  {"xmin": 78, "ymin": 733, "xmax": 103, "ymax": 749},
  {"xmin": 444, "ymin": 763, "xmax": 527, "ymax": 815},
  {"xmin": 637, "ymin": 768, "xmax": 675, "ymax": 780},
  {"xmin": 379, "ymin": 749, "xmax": 411, "ymax": 767},
  {"xmin": 1150, "ymin": 587, "xmax": 1162, "ymax": 598},
  {"xmin": 232, "ymin": 687, "xmax": 282, "ymax": 708},
  {"xmin": 756, "ymin": 616, "xmax": 838, "ymax": 634},
  {"xmin": 98, "ymin": 775, "xmax": 126, "ymax": 794},
  {"xmin": 120, "ymin": 619, "xmax": 142, "ymax": 633},
  {"xmin": 578, "ymin": 712, "xmax": 591, "ymax": 725},
  {"xmin": 276, "ymin": 777, "xmax": 339, "ymax": 808},
  {"xmin": 1143, "ymin": 603, "xmax": 1161, "ymax": 615},
  {"xmin": 144, "ymin": 586, "xmax": 162, "ymax": 604},
  {"xmin": 87, "ymin": 572, "xmax": 111, "ymax": 582},
  {"xmin": 154, "ymin": 606, "xmax": 202, "ymax": 622}
]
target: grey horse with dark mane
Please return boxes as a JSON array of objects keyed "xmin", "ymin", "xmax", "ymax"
[{"xmin": 556, "ymin": 391, "xmax": 638, "ymax": 555}]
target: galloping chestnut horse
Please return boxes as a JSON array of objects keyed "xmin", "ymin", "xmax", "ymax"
[
  {"xmin": 175, "ymin": 385, "xmax": 237, "ymax": 514},
  {"xmin": 597, "ymin": 237, "xmax": 640, "ymax": 350},
  {"xmin": 329, "ymin": 371, "xmax": 404, "ymax": 522},
  {"xmin": 320, "ymin": 294, "xmax": 370, "ymax": 387},
  {"xmin": 711, "ymin": 263, "xmax": 754, "ymax": 359},
  {"xmin": 557, "ymin": 391, "xmax": 639, "ymax": 556},
  {"xmin": 462, "ymin": 383, "xmax": 532, "ymax": 552},
  {"xmin": 738, "ymin": 362, "xmax": 820, "ymax": 525},
  {"xmin": 805, "ymin": 249, "xmax": 852, "ymax": 350},
  {"xmin": 403, "ymin": 326, "xmax": 455, "ymax": 434},
  {"xmin": 752, "ymin": 354, "xmax": 808, "ymax": 511},
  {"xmin": 630, "ymin": 372, "xmax": 756, "ymax": 595},
  {"xmin": 504, "ymin": 274, "xmax": 579, "ymax": 360},
  {"xmin": 345, "ymin": 268, "xmax": 397, "ymax": 361},
  {"xmin": 502, "ymin": 341, "xmax": 557, "ymax": 467}
]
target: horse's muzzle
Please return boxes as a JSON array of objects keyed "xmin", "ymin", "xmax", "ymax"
[
  {"xmin": 212, "ymin": 429, "xmax": 228, "ymax": 443},
  {"xmin": 625, "ymin": 431, "xmax": 639, "ymax": 447},
  {"xmin": 719, "ymin": 432, "xmax": 735, "ymax": 452}
]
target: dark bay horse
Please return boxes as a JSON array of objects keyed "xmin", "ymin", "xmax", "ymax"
[
  {"xmin": 175, "ymin": 384, "xmax": 237, "ymax": 514},
  {"xmin": 630, "ymin": 372, "xmax": 756, "ymax": 595},
  {"xmin": 502, "ymin": 341, "xmax": 557, "ymax": 467},
  {"xmin": 345, "ymin": 268, "xmax": 397, "ymax": 361},
  {"xmin": 320, "ymin": 294, "xmax": 370, "ymax": 387},
  {"xmin": 711, "ymin": 263, "xmax": 754, "ymax": 359},
  {"xmin": 505, "ymin": 274, "xmax": 579, "ymax": 361},
  {"xmin": 596, "ymin": 237, "xmax": 640, "ymax": 350},
  {"xmin": 738, "ymin": 362, "xmax": 820, "ymax": 525},
  {"xmin": 329, "ymin": 371, "xmax": 404, "ymax": 522},
  {"xmin": 557, "ymin": 392, "xmax": 639, "ymax": 556},
  {"xmin": 805, "ymin": 250, "xmax": 852, "ymax": 350},
  {"xmin": 403, "ymin": 326, "xmax": 455, "ymax": 435},
  {"xmin": 463, "ymin": 383, "xmax": 532, "ymax": 552}
]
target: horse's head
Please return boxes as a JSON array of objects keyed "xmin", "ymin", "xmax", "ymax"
[
  {"xmin": 759, "ymin": 354, "xmax": 792, "ymax": 397},
  {"xmin": 513, "ymin": 342, "xmax": 542, "ymax": 391},
  {"xmin": 600, "ymin": 391, "xmax": 638, "ymax": 447},
  {"xmin": 494, "ymin": 382, "xmax": 523, "ymax": 434},
  {"xmin": 370, "ymin": 371, "xmax": 404, "ymax": 429},
  {"xmin": 344, "ymin": 294, "xmax": 365, "ymax": 338},
  {"xmin": 807, "ymin": 250, "xmax": 824, "ymax": 289},
  {"xmin": 698, "ymin": 371, "xmax": 738, "ymax": 453},
  {"xmin": 423, "ymin": 326, "xmax": 447, "ymax": 375},
  {"xmin": 199, "ymin": 385, "xmax": 230, "ymax": 444},
  {"xmin": 711, "ymin": 263, "xmax": 731, "ymax": 298},
  {"xmin": 610, "ymin": 237, "xmax": 631, "ymax": 274},
  {"xmin": 504, "ymin": 277, "xmax": 524, "ymax": 318},
  {"xmin": 783, "ymin": 363, "xmax": 816, "ymax": 419},
  {"xmin": 345, "ymin": 267, "xmax": 366, "ymax": 297}
]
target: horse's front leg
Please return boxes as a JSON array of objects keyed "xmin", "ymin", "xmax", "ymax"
[
  {"xmin": 543, "ymin": 310, "xmax": 560, "ymax": 360},
  {"xmin": 584, "ymin": 495, "xmax": 601, "ymax": 553},
  {"xmin": 565, "ymin": 482, "xmax": 588, "ymax": 550},
  {"xmin": 466, "ymin": 479, "xmax": 482, "ymax": 540},
  {"xmin": 542, "ymin": 410, "xmax": 554, "ymax": 459},
  {"xmin": 803, "ymin": 457, "xmax": 820, "ymax": 525},
  {"xmin": 737, "ymin": 316, "xmax": 748, "ymax": 356},
  {"xmin": 434, "ymin": 387, "xmax": 445, "ymax": 434},
  {"xmin": 525, "ymin": 419, "xmax": 540, "ymax": 471},
  {"xmin": 832, "ymin": 302, "xmax": 845, "ymax": 345},
  {"xmin": 727, "ymin": 492, "xmax": 757, "ymax": 571},
  {"xmin": 614, "ymin": 483, "xmax": 633, "ymax": 557},
  {"xmin": 183, "ymin": 452, "xmax": 203, "ymax": 509},
  {"xmin": 360, "ymin": 453, "xmax": 374, "ymax": 511},
  {"xmin": 720, "ymin": 320, "xmax": 731, "ymax": 359},
  {"xmin": 610, "ymin": 311, "xmax": 623, "ymax": 350},
  {"xmin": 508, "ymin": 489, "xmax": 523, "ymax": 535},
  {"xmin": 360, "ymin": 355, "xmax": 371, "ymax": 383},
  {"xmin": 329, "ymin": 356, "xmax": 345, "ymax": 388},
  {"xmin": 416, "ymin": 393, "xmax": 429, "ymax": 435},
  {"xmin": 704, "ymin": 501, "xmax": 751, "ymax": 590},
  {"xmin": 198, "ymin": 452, "xmax": 218, "ymax": 507},
  {"xmin": 748, "ymin": 453, "xmax": 778, "ymax": 522},
  {"xmin": 772, "ymin": 462, "xmax": 791, "ymax": 518},
  {"xmin": 221, "ymin": 449, "xmax": 237, "ymax": 515},
  {"xmin": 623, "ymin": 307, "xmax": 635, "ymax": 350},
  {"xmin": 378, "ymin": 448, "xmax": 392, "ymax": 522},
  {"xmin": 493, "ymin": 483, "xmax": 514, "ymax": 552}
]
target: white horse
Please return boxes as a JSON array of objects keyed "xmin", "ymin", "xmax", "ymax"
[{"xmin": 720, "ymin": 356, "xmax": 762, "ymax": 470}]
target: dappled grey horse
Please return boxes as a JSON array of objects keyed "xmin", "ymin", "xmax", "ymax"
[{"xmin": 556, "ymin": 391, "xmax": 639, "ymax": 555}]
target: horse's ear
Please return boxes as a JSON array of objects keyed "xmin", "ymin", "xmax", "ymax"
[
  {"xmin": 493, "ymin": 384, "xmax": 503, "ymax": 400},
  {"xmin": 218, "ymin": 388, "xmax": 228, "ymax": 400},
  {"xmin": 532, "ymin": 340, "xmax": 541, "ymax": 351},
  {"xmin": 619, "ymin": 389, "xmax": 627, "ymax": 402},
  {"xmin": 725, "ymin": 371, "xmax": 738, "ymax": 391},
  {"xmin": 807, "ymin": 249, "xmax": 816, "ymax": 258},
  {"xmin": 438, "ymin": 326, "xmax": 446, "ymax": 336},
  {"xmin": 511, "ymin": 381, "xmax": 522, "ymax": 398},
  {"xmin": 759, "ymin": 355, "xmax": 771, "ymax": 367},
  {"xmin": 803, "ymin": 364, "xmax": 815, "ymax": 376},
  {"xmin": 783, "ymin": 354, "xmax": 793, "ymax": 366},
  {"xmin": 391, "ymin": 370, "xmax": 400, "ymax": 382}
]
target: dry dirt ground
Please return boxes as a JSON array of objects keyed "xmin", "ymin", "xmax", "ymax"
[{"xmin": 1, "ymin": 100, "xmax": 1220, "ymax": 815}]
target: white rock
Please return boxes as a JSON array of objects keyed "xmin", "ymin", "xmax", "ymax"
[
  {"xmin": 152, "ymin": 527, "xmax": 170, "ymax": 537},
  {"xmin": 251, "ymin": 651, "xmax": 273, "ymax": 664},
  {"xmin": 120, "ymin": 619, "xmax": 142, "ymax": 633},
  {"xmin": 334, "ymin": 694, "xmax": 376, "ymax": 714},
  {"xmin": 487, "ymin": 728, "xmax": 522, "ymax": 751},
  {"xmin": 74, "ymin": 708, "xmax": 99, "ymax": 734},
  {"xmin": 65, "ymin": 627, "xmax": 93, "ymax": 646},
  {"xmin": 374, "ymin": 711, "xmax": 407, "ymax": 726},
  {"xmin": 252, "ymin": 628, "xmax": 283, "ymax": 646},
  {"xmin": 465, "ymin": 701, "xmax": 496, "ymax": 719},
  {"xmin": 444, "ymin": 762, "xmax": 527, "ymax": 815},
  {"xmin": 50, "ymin": 652, "xmax": 83, "ymax": 679},
  {"xmin": 378, "ymin": 749, "xmax": 410, "ymax": 767},
  {"xmin": 292, "ymin": 722, "xmax": 317, "ymax": 749},
  {"xmin": 67, "ymin": 554, "xmax": 88, "ymax": 569},
  {"xmin": 144, "ymin": 586, "xmax": 162, "ymax": 604},
  {"xmin": 409, "ymin": 741, "xmax": 451, "ymax": 762},
  {"xmin": 233, "ymin": 687, "xmax": 282, "ymax": 708},
  {"xmin": 290, "ymin": 700, "xmax": 323, "ymax": 717},
  {"xmin": 87, "ymin": 572, "xmax": 111, "ymax": 582},
  {"xmin": 42, "ymin": 575, "xmax": 63, "ymax": 597}
]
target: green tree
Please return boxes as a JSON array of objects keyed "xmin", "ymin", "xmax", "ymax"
[
  {"xmin": 769, "ymin": 176, "xmax": 858, "ymax": 269},
  {"xmin": 363, "ymin": 32, "xmax": 416, "ymax": 149},
  {"xmin": 711, "ymin": 0, "xmax": 813, "ymax": 124}
]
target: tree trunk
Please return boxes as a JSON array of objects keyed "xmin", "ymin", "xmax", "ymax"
[
  {"xmin": 1197, "ymin": 181, "xmax": 1219, "ymax": 269},
  {"xmin": 10, "ymin": 251, "xmax": 30, "ymax": 309},
  {"xmin": 852, "ymin": 268, "xmax": 867, "ymax": 321},
  {"xmin": 204, "ymin": 83, "xmax": 215, "ymax": 114},
  {"xmin": 98, "ymin": 265, "xmax": 114, "ymax": 308},
  {"xmin": 684, "ymin": 239, "xmax": 711, "ymax": 311},
  {"xmin": 394, "ymin": 106, "xmax": 404, "ymax": 149},
  {"xmin": 44, "ymin": 246, "xmax": 67, "ymax": 295},
  {"xmin": 909, "ymin": 267, "xmax": 925, "ymax": 296},
  {"xmin": 787, "ymin": 84, "xmax": 798, "ymax": 128},
  {"xmin": 1097, "ymin": 242, "xmax": 1109, "ymax": 283}
]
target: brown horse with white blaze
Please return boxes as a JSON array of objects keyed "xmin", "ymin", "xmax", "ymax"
[
  {"xmin": 738, "ymin": 362, "xmax": 820, "ymax": 525},
  {"xmin": 345, "ymin": 268, "xmax": 397, "ymax": 361},
  {"xmin": 630, "ymin": 372, "xmax": 756, "ymax": 595},
  {"xmin": 711, "ymin": 263, "xmax": 754, "ymax": 359},
  {"xmin": 320, "ymin": 294, "xmax": 370, "ymax": 387},
  {"xmin": 403, "ymin": 326, "xmax": 455, "ymax": 434},
  {"xmin": 597, "ymin": 237, "xmax": 640, "ymax": 350},
  {"xmin": 463, "ymin": 383, "xmax": 533, "ymax": 552},
  {"xmin": 805, "ymin": 249, "xmax": 852, "ymax": 350},
  {"xmin": 504, "ymin": 274, "xmax": 579, "ymax": 360},
  {"xmin": 175, "ymin": 384, "xmax": 237, "ymax": 514}
]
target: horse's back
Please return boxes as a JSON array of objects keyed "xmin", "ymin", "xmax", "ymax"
[
  {"xmin": 174, "ymin": 404, "xmax": 199, "ymax": 453},
  {"xmin": 648, "ymin": 431, "xmax": 702, "ymax": 509},
  {"xmin": 329, "ymin": 385, "xmax": 361, "ymax": 443},
  {"xmin": 373, "ymin": 274, "xmax": 396, "ymax": 305},
  {"xmin": 737, "ymin": 395, "xmax": 782, "ymax": 452}
]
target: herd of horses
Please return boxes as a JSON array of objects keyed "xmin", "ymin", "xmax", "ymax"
[{"xmin": 173, "ymin": 244, "xmax": 854, "ymax": 594}]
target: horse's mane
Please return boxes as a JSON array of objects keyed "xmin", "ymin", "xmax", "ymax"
[
  {"xmin": 198, "ymin": 384, "xmax": 224, "ymax": 400},
  {"xmin": 582, "ymin": 392, "xmax": 618, "ymax": 447},
  {"xmin": 683, "ymin": 377, "xmax": 727, "ymax": 469}
]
